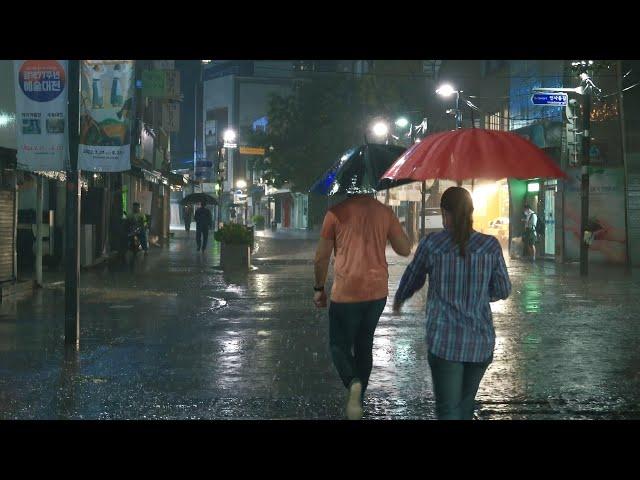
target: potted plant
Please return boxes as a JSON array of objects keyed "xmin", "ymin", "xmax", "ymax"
[
  {"xmin": 252, "ymin": 214, "xmax": 265, "ymax": 230},
  {"xmin": 214, "ymin": 223, "xmax": 252, "ymax": 271}
]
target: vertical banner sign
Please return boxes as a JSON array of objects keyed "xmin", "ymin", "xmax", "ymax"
[
  {"xmin": 78, "ymin": 60, "xmax": 135, "ymax": 172},
  {"xmin": 13, "ymin": 60, "xmax": 68, "ymax": 171}
]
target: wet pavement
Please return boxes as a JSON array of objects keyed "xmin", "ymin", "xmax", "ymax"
[{"xmin": 1, "ymin": 230, "xmax": 640, "ymax": 420}]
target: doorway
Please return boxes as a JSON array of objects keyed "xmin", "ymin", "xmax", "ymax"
[{"xmin": 544, "ymin": 180, "xmax": 557, "ymax": 256}]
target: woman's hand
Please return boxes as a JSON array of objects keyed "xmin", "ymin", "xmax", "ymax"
[{"xmin": 392, "ymin": 300, "xmax": 402, "ymax": 315}]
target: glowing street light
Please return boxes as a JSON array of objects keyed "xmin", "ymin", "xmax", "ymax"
[
  {"xmin": 223, "ymin": 128, "xmax": 237, "ymax": 144},
  {"xmin": 395, "ymin": 117, "xmax": 409, "ymax": 128},
  {"xmin": 436, "ymin": 83, "xmax": 457, "ymax": 98},
  {"xmin": 236, "ymin": 179, "xmax": 247, "ymax": 189},
  {"xmin": 371, "ymin": 121, "xmax": 389, "ymax": 139},
  {"xmin": 436, "ymin": 83, "xmax": 462, "ymax": 129}
]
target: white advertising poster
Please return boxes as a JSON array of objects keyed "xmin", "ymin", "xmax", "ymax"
[
  {"xmin": 13, "ymin": 60, "xmax": 68, "ymax": 171},
  {"xmin": 78, "ymin": 60, "xmax": 135, "ymax": 172},
  {"xmin": 138, "ymin": 190, "xmax": 152, "ymax": 215}
]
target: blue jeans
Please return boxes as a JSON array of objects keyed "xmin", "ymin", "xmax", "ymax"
[{"xmin": 428, "ymin": 351, "xmax": 492, "ymax": 420}]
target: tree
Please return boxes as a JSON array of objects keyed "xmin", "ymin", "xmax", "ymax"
[
  {"xmin": 255, "ymin": 64, "xmax": 427, "ymax": 227},
  {"xmin": 264, "ymin": 70, "xmax": 424, "ymax": 192}
]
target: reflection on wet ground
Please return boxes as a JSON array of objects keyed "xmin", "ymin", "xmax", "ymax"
[{"xmin": 1, "ymin": 231, "xmax": 640, "ymax": 419}]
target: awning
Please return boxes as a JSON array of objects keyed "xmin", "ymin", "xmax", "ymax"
[{"xmin": 510, "ymin": 120, "xmax": 562, "ymax": 149}]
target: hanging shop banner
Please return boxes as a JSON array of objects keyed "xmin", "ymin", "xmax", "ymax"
[
  {"xmin": 13, "ymin": 60, "xmax": 68, "ymax": 171},
  {"xmin": 78, "ymin": 60, "xmax": 135, "ymax": 172}
]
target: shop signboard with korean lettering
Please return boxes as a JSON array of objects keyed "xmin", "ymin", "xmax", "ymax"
[
  {"xmin": 153, "ymin": 60, "xmax": 174, "ymax": 70},
  {"xmin": 78, "ymin": 60, "xmax": 135, "ymax": 172},
  {"xmin": 164, "ymin": 70, "xmax": 180, "ymax": 98},
  {"xmin": 141, "ymin": 70, "xmax": 165, "ymax": 97},
  {"xmin": 142, "ymin": 70, "xmax": 180, "ymax": 98},
  {"xmin": 162, "ymin": 103, "xmax": 180, "ymax": 132},
  {"xmin": 13, "ymin": 60, "xmax": 68, "ymax": 171},
  {"xmin": 531, "ymin": 92, "xmax": 568, "ymax": 106}
]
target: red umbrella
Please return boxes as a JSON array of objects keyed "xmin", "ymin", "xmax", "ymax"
[{"xmin": 378, "ymin": 128, "xmax": 568, "ymax": 186}]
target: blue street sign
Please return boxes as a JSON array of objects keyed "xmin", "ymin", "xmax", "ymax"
[{"xmin": 531, "ymin": 92, "xmax": 568, "ymax": 106}]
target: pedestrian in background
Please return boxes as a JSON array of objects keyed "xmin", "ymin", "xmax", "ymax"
[
  {"xmin": 313, "ymin": 193, "xmax": 412, "ymax": 420},
  {"xmin": 194, "ymin": 201, "xmax": 212, "ymax": 253},
  {"xmin": 127, "ymin": 202, "xmax": 148, "ymax": 255},
  {"xmin": 522, "ymin": 204, "xmax": 538, "ymax": 262},
  {"xmin": 184, "ymin": 204, "xmax": 193, "ymax": 234},
  {"xmin": 394, "ymin": 187, "xmax": 511, "ymax": 420}
]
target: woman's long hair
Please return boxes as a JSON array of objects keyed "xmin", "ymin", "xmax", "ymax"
[{"xmin": 440, "ymin": 186, "xmax": 474, "ymax": 257}]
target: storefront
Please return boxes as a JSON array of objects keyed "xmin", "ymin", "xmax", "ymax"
[
  {"xmin": 470, "ymin": 179, "xmax": 510, "ymax": 249},
  {"xmin": 507, "ymin": 122, "xmax": 564, "ymax": 260},
  {"xmin": 0, "ymin": 150, "xmax": 17, "ymax": 284}
]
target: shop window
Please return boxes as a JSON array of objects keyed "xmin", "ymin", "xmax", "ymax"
[{"xmin": 486, "ymin": 112, "xmax": 501, "ymax": 131}]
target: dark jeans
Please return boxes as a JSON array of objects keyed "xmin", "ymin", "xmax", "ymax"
[
  {"xmin": 427, "ymin": 351, "xmax": 492, "ymax": 420},
  {"xmin": 328, "ymin": 298, "xmax": 387, "ymax": 399},
  {"xmin": 185, "ymin": 220, "xmax": 191, "ymax": 232},
  {"xmin": 196, "ymin": 228, "xmax": 208, "ymax": 251}
]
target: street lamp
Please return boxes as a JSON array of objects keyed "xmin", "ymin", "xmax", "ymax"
[
  {"xmin": 435, "ymin": 84, "xmax": 457, "ymax": 98},
  {"xmin": 223, "ymin": 128, "xmax": 237, "ymax": 144},
  {"xmin": 436, "ymin": 83, "xmax": 462, "ymax": 129},
  {"xmin": 371, "ymin": 121, "xmax": 390, "ymax": 144},
  {"xmin": 395, "ymin": 117, "xmax": 409, "ymax": 128},
  {"xmin": 236, "ymin": 179, "xmax": 247, "ymax": 189}
]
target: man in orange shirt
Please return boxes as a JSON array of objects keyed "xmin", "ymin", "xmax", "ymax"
[{"xmin": 313, "ymin": 193, "xmax": 412, "ymax": 420}]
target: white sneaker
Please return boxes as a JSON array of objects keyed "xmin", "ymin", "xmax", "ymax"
[{"xmin": 346, "ymin": 380, "xmax": 363, "ymax": 420}]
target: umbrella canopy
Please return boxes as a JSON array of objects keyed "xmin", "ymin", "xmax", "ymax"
[
  {"xmin": 309, "ymin": 143, "xmax": 409, "ymax": 196},
  {"xmin": 378, "ymin": 128, "xmax": 568, "ymax": 188},
  {"xmin": 180, "ymin": 193, "xmax": 218, "ymax": 205}
]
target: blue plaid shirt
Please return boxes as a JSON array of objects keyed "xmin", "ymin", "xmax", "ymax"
[{"xmin": 395, "ymin": 230, "xmax": 511, "ymax": 363}]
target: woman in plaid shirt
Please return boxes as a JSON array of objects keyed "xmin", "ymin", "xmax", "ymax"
[{"xmin": 394, "ymin": 187, "xmax": 511, "ymax": 420}]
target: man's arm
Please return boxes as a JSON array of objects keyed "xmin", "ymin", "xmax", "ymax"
[
  {"xmin": 314, "ymin": 237, "xmax": 334, "ymax": 289},
  {"xmin": 313, "ymin": 211, "xmax": 337, "ymax": 308},
  {"xmin": 388, "ymin": 209, "xmax": 412, "ymax": 256},
  {"xmin": 389, "ymin": 229, "xmax": 412, "ymax": 256},
  {"xmin": 313, "ymin": 236, "xmax": 334, "ymax": 308}
]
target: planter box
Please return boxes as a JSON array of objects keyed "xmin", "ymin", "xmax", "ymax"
[{"xmin": 220, "ymin": 243, "xmax": 251, "ymax": 271}]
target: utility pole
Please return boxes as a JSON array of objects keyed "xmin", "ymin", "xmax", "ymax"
[
  {"xmin": 579, "ymin": 85, "xmax": 591, "ymax": 277},
  {"xmin": 192, "ymin": 80, "xmax": 197, "ymax": 194},
  {"xmin": 410, "ymin": 121, "xmax": 427, "ymax": 239},
  {"xmin": 455, "ymin": 90, "xmax": 462, "ymax": 187},
  {"xmin": 577, "ymin": 63, "xmax": 596, "ymax": 277},
  {"xmin": 65, "ymin": 60, "xmax": 81, "ymax": 347},
  {"xmin": 617, "ymin": 60, "xmax": 632, "ymax": 274},
  {"xmin": 35, "ymin": 175, "xmax": 43, "ymax": 286}
]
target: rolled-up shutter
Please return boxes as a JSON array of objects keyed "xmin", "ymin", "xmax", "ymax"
[{"xmin": 0, "ymin": 189, "xmax": 16, "ymax": 283}]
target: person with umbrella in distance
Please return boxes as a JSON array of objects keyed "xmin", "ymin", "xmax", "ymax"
[
  {"xmin": 194, "ymin": 201, "xmax": 212, "ymax": 253},
  {"xmin": 310, "ymin": 143, "xmax": 413, "ymax": 420},
  {"xmin": 183, "ymin": 203, "xmax": 193, "ymax": 234},
  {"xmin": 393, "ymin": 187, "xmax": 511, "ymax": 420}
]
